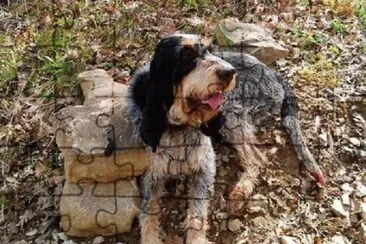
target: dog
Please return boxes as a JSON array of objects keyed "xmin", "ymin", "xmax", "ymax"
[
  {"xmin": 200, "ymin": 51, "xmax": 326, "ymax": 211},
  {"xmin": 126, "ymin": 34, "xmax": 236, "ymax": 244}
]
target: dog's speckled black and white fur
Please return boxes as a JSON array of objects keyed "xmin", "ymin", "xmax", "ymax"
[
  {"xmin": 126, "ymin": 33, "xmax": 325, "ymax": 243},
  {"xmin": 127, "ymin": 34, "xmax": 236, "ymax": 244}
]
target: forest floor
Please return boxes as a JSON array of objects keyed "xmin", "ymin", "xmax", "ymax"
[{"xmin": 1, "ymin": 0, "xmax": 366, "ymax": 243}]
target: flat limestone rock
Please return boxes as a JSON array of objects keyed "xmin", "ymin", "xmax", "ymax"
[
  {"xmin": 214, "ymin": 18, "xmax": 288, "ymax": 64},
  {"xmin": 78, "ymin": 69, "xmax": 128, "ymax": 105},
  {"xmin": 53, "ymin": 70, "xmax": 148, "ymax": 182},
  {"xmin": 60, "ymin": 180, "xmax": 140, "ymax": 237},
  {"xmin": 54, "ymin": 98, "xmax": 148, "ymax": 182}
]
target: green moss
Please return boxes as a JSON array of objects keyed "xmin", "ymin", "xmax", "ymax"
[
  {"xmin": 180, "ymin": 0, "xmax": 212, "ymax": 7},
  {"xmin": 331, "ymin": 19, "xmax": 348, "ymax": 36},
  {"xmin": 0, "ymin": 196, "xmax": 11, "ymax": 206},
  {"xmin": 297, "ymin": 54, "xmax": 340, "ymax": 88},
  {"xmin": 299, "ymin": 32, "xmax": 326, "ymax": 50},
  {"xmin": 296, "ymin": 0, "xmax": 311, "ymax": 7},
  {"xmin": 328, "ymin": 46, "xmax": 341, "ymax": 55},
  {"xmin": 354, "ymin": 0, "xmax": 366, "ymax": 29},
  {"xmin": 214, "ymin": 22, "xmax": 235, "ymax": 49},
  {"xmin": 0, "ymin": 48, "xmax": 21, "ymax": 88}
]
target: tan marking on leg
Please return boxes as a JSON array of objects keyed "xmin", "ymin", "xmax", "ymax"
[{"xmin": 140, "ymin": 196, "xmax": 163, "ymax": 244}]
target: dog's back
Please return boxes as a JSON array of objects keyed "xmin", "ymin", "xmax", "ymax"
[
  {"xmin": 214, "ymin": 52, "xmax": 325, "ymax": 185},
  {"xmin": 215, "ymin": 52, "xmax": 284, "ymax": 125}
]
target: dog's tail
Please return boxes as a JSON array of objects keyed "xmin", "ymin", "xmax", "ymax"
[{"xmin": 279, "ymin": 75, "xmax": 326, "ymax": 185}]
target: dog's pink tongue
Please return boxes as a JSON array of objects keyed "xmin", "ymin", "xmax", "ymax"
[{"xmin": 202, "ymin": 93, "xmax": 224, "ymax": 110}]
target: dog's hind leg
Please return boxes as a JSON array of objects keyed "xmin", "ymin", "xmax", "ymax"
[
  {"xmin": 227, "ymin": 138, "xmax": 266, "ymax": 213},
  {"xmin": 185, "ymin": 156, "xmax": 216, "ymax": 244},
  {"xmin": 139, "ymin": 170, "xmax": 165, "ymax": 244},
  {"xmin": 219, "ymin": 119, "xmax": 267, "ymax": 213}
]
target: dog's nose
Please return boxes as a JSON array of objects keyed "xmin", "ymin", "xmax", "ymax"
[{"xmin": 216, "ymin": 68, "xmax": 235, "ymax": 83}]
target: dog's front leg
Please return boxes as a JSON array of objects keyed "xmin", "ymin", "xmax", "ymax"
[
  {"xmin": 185, "ymin": 165, "xmax": 215, "ymax": 244},
  {"xmin": 139, "ymin": 170, "xmax": 165, "ymax": 244}
]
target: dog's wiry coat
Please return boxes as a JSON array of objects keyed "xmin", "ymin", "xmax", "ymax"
[
  {"xmin": 127, "ymin": 34, "xmax": 235, "ymax": 244},
  {"xmin": 125, "ymin": 34, "xmax": 324, "ymax": 241}
]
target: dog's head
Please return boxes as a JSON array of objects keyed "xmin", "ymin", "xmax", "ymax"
[{"xmin": 139, "ymin": 34, "xmax": 236, "ymax": 151}]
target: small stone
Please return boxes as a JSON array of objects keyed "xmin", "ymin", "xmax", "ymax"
[
  {"xmin": 355, "ymin": 182, "xmax": 366, "ymax": 197},
  {"xmin": 252, "ymin": 216, "xmax": 266, "ymax": 227},
  {"xmin": 279, "ymin": 236, "xmax": 298, "ymax": 244},
  {"xmin": 319, "ymin": 133, "xmax": 328, "ymax": 146},
  {"xmin": 186, "ymin": 16, "xmax": 204, "ymax": 27},
  {"xmin": 275, "ymin": 134, "xmax": 286, "ymax": 145},
  {"xmin": 330, "ymin": 235, "xmax": 350, "ymax": 244},
  {"xmin": 335, "ymin": 127, "xmax": 342, "ymax": 136},
  {"xmin": 341, "ymin": 183, "xmax": 354, "ymax": 193},
  {"xmin": 331, "ymin": 199, "xmax": 348, "ymax": 217},
  {"xmin": 360, "ymin": 150, "xmax": 366, "ymax": 158},
  {"xmin": 292, "ymin": 48, "xmax": 301, "ymax": 59},
  {"xmin": 360, "ymin": 223, "xmax": 366, "ymax": 237},
  {"xmin": 349, "ymin": 137, "xmax": 361, "ymax": 147},
  {"xmin": 268, "ymin": 147, "xmax": 278, "ymax": 155},
  {"xmin": 58, "ymin": 233, "xmax": 69, "ymax": 241},
  {"xmin": 360, "ymin": 202, "xmax": 366, "ymax": 219},
  {"xmin": 93, "ymin": 236, "xmax": 105, "ymax": 244},
  {"xmin": 341, "ymin": 193, "xmax": 350, "ymax": 206},
  {"xmin": 26, "ymin": 229, "xmax": 38, "ymax": 237},
  {"xmin": 228, "ymin": 218, "xmax": 243, "ymax": 233},
  {"xmin": 343, "ymin": 146, "xmax": 353, "ymax": 153}
]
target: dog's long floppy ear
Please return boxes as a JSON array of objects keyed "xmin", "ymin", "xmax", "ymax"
[{"xmin": 139, "ymin": 36, "xmax": 181, "ymax": 152}]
